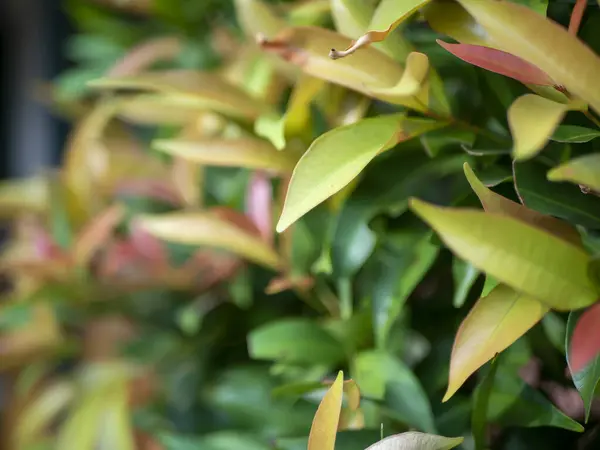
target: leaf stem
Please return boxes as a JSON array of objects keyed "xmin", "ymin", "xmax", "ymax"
[
  {"xmin": 568, "ymin": 0, "xmax": 587, "ymax": 36},
  {"xmin": 584, "ymin": 110, "xmax": 600, "ymax": 130}
]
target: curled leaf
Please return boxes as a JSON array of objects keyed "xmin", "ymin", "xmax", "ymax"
[
  {"xmin": 330, "ymin": 0, "xmax": 376, "ymax": 39},
  {"xmin": 329, "ymin": 0, "xmax": 431, "ymax": 59},
  {"xmin": 153, "ymin": 138, "xmax": 297, "ymax": 174},
  {"xmin": 409, "ymin": 198, "xmax": 597, "ymax": 311},
  {"xmin": 508, "ymin": 94, "xmax": 569, "ymax": 161},
  {"xmin": 548, "ymin": 154, "xmax": 600, "ymax": 193},
  {"xmin": 308, "ymin": 371, "xmax": 344, "ymax": 450},
  {"xmin": 463, "ymin": 162, "xmax": 581, "ymax": 246},
  {"xmin": 369, "ymin": 52, "xmax": 430, "ymax": 98},
  {"xmin": 444, "ymin": 284, "xmax": 547, "ymax": 401},
  {"xmin": 437, "ymin": 41, "xmax": 554, "ymax": 86}
]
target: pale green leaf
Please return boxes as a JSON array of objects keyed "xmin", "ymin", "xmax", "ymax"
[
  {"xmin": 548, "ymin": 154, "xmax": 600, "ymax": 192},
  {"xmin": 138, "ymin": 211, "xmax": 281, "ymax": 270},
  {"xmin": 452, "ymin": 259, "xmax": 480, "ymax": 308},
  {"xmin": 443, "ymin": 284, "xmax": 548, "ymax": 401},
  {"xmin": 508, "ymin": 94, "xmax": 569, "ymax": 161},
  {"xmin": 456, "ymin": 0, "xmax": 600, "ymax": 115},
  {"xmin": 234, "ymin": 0, "xmax": 286, "ymax": 39},
  {"xmin": 308, "ymin": 371, "xmax": 344, "ymax": 450},
  {"xmin": 153, "ymin": 138, "xmax": 297, "ymax": 174},
  {"xmin": 370, "ymin": 52, "xmax": 430, "ymax": 99},
  {"xmin": 330, "ymin": 0, "xmax": 375, "ymax": 38},
  {"xmin": 277, "ymin": 115, "xmax": 445, "ymax": 232},
  {"xmin": 365, "ymin": 432, "xmax": 463, "ymax": 450},
  {"xmin": 409, "ymin": 198, "xmax": 597, "ymax": 311}
]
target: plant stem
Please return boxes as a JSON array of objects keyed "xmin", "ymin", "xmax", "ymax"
[
  {"xmin": 584, "ymin": 110, "xmax": 600, "ymax": 129},
  {"xmin": 338, "ymin": 277, "xmax": 353, "ymax": 320},
  {"xmin": 568, "ymin": 0, "xmax": 587, "ymax": 35}
]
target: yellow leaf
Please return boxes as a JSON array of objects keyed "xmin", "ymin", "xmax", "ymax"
[
  {"xmin": 370, "ymin": 52, "xmax": 430, "ymax": 98},
  {"xmin": 422, "ymin": 1, "xmax": 489, "ymax": 46},
  {"xmin": 113, "ymin": 94, "xmax": 205, "ymax": 125},
  {"xmin": 172, "ymin": 157, "xmax": 202, "ymax": 208},
  {"xmin": 234, "ymin": 0, "xmax": 287, "ymax": 39},
  {"xmin": 343, "ymin": 379, "xmax": 361, "ymax": 411},
  {"xmin": 329, "ymin": 0, "xmax": 432, "ymax": 59},
  {"xmin": 548, "ymin": 154, "xmax": 600, "ymax": 193},
  {"xmin": 0, "ymin": 176, "xmax": 48, "ymax": 218},
  {"xmin": 257, "ymin": 26, "xmax": 426, "ymax": 111},
  {"xmin": 277, "ymin": 115, "xmax": 446, "ymax": 232},
  {"xmin": 88, "ymin": 70, "xmax": 271, "ymax": 121},
  {"xmin": 508, "ymin": 94, "xmax": 569, "ymax": 160},
  {"xmin": 444, "ymin": 284, "xmax": 547, "ymax": 401},
  {"xmin": 456, "ymin": 0, "xmax": 600, "ymax": 115},
  {"xmin": 308, "ymin": 371, "xmax": 344, "ymax": 450},
  {"xmin": 153, "ymin": 138, "xmax": 297, "ymax": 174},
  {"xmin": 463, "ymin": 162, "xmax": 581, "ymax": 247},
  {"xmin": 138, "ymin": 211, "xmax": 282, "ymax": 270},
  {"xmin": 408, "ymin": 198, "xmax": 597, "ymax": 311}
]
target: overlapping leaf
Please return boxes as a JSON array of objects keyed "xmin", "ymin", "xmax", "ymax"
[{"xmin": 548, "ymin": 154, "xmax": 600, "ymax": 192}]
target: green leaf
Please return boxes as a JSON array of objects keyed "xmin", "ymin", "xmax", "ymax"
[
  {"xmin": 307, "ymin": 371, "xmax": 344, "ymax": 450},
  {"xmin": 233, "ymin": 0, "xmax": 286, "ymax": 39},
  {"xmin": 330, "ymin": 0, "xmax": 375, "ymax": 38},
  {"xmin": 248, "ymin": 319, "xmax": 345, "ymax": 365},
  {"xmin": 152, "ymin": 138, "xmax": 297, "ymax": 174},
  {"xmin": 455, "ymin": 0, "xmax": 600, "ymax": 115},
  {"xmin": 444, "ymin": 284, "xmax": 547, "ymax": 401},
  {"xmin": 472, "ymin": 358, "xmax": 499, "ymax": 450},
  {"xmin": 550, "ymin": 125, "xmax": 600, "ymax": 143},
  {"xmin": 508, "ymin": 94, "xmax": 569, "ymax": 161},
  {"xmin": 365, "ymin": 432, "xmax": 463, "ymax": 450},
  {"xmin": 548, "ymin": 154, "xmax": 600, "ymax": 192},
  {"xmin": 463, "ymin": 162, "xmax": 581, "ymax": 246},
  {"xmin": 277, "ymin": 430, "xmax": 382, "ymax": 450},
  {"xmin": 514, "ymin": 159, "xmax": 600, "ymax": 229},
  {"xmin": 354, "ymin": 350, "xmax": 435, "ymax": 433},
  {"xmin": 566, "ymin": 309, "xmax": 600, "ymax": 422},
  {"xmin": 277, "ymin": 115, "xmax": 445, "ymax": 232},
  {"xmin": 452, "ymin": 259, "xmax": 480, "ymax": 308},
  {"xmin": 487, "ymin": 367, "xmax": 584, "ymax": 432},
  {"xmin": 541, "ymin": 312, "xmax": 566, "ymax": 354},
  {"xmin": 409, "ymin": 198, "xmax": 596, "ymax": 311}
]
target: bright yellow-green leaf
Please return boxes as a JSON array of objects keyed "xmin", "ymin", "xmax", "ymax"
[
  {"xmin": 307, "ymin": 370, "xmax": 344, "ymax": 450},
  {"xmin": 329, "ymin": 0, "xmax": 432, "ymax": 59},
  {"xmin": 255, "ymin": 74, "xmax": 325, "ymax": 149},
  {"xmin": 456, "ymin": 0, "xmax": 600, "ymax": 115},
  {"xmin": 548, "ymin": 154, "xmax": 600, "ymax": 193},
  {"xmin": 287, "ymin": 0, "xmax": 331, "ymax": 26},
  {"xmin": 508, "ymin": 94, "xmax": 569, "ymax": 160},
  {"xmin": 113, "ymin": 94, "xmax": 205, "ymax": 125},
  {"xmin": 422, "ymin": 1, "xmax": 489, "ymax": 46},
  {"xmin": 330, "ymin": 0, "xmax": 375, "ymax": 38},
  {"xmin": 366, "ymin": 432, "xmax": 464, "ymax": 450},
  {"xmin": 0, "ymin": 175, "xmax": 48, "ymax": 218},
  {"xmin": 234, "ymin": 0, "xmax": 287, "ymax": 39},
  {"xmin": 277, "ymin": 115, "xmax": 446, "ymax": 232},
  {"xmin": 55, "ymin": 388, "xmax": 106, "ymax": 450},
  {"xmin": 408, "ymin": 198, "xmax": 597, "ymax": 311},
  {"xmin": 17, "ymin": 381, "xmax": 75, "ymax": 446},
  {"xmin": 370, "ymin": 52, "xmax": 430, "ymax": 98},
  {"xmin": 97, "ymin": 382, "xmax": 135, "ymax": 450},
  {"xmin": 153, "ymin": 138, "xmax": 297, "ymax": 174},
  {"xmin": 444, "ymin": 284, "xmax": 547, "ymax": 401},
  {"xmin": 138, "ymin": 211, "xmax": 282, "ymax": 270},
  {"xmin": 463, "ymin": 162, "xmax": 581, "ymax": 246},
  {"xmin": 257, "ymin": 26, "xmax": 426, "ymax": 111},
  {"xmin": 88, "ymin": 71, "xmax": 270, "ymax": 121}
]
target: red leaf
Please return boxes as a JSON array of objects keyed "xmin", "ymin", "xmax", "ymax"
[
  {"xmin": 569, "ymin": 302, "xmax": 600, "ymax": 373},
  {"xmin": 436, "ymin": 40, "xmax": 555, "ymax": 86},
  {"xmin": 246, "ymin": 171, "xmax": 274, "ymax": 245}
]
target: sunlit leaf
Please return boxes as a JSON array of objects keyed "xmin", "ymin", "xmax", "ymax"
[
  {"xmin": 365, "ymin": 432, "xmax": 463, "ymax": 450},
  {"xmin": 330, "ymin": 0, "xmax": 375, "ymax": 39},
  {"xmin": 463, "ymin": 162, "xmax": 581, "ymax": 246},
  {"xmin": 452, "ymin": 259, "xmax": 480, "ymax": 308},
  {"xmin": 443, "ymin": 284, "xmax": 547, "ymax": 401},
  {"xmin": 329, "ymin": 0, "xmax": 431, "ymax": 59},
  {"xmin": 277, "ymin": 115, "xmax": 446, "ymax": 232},
  {"xmin": 550, "ymin": 125, "xmax": 600, "ymax": 143},
  {"xmin": 548, "ymin": 154, "xmax": 600, "ymax": 192},
  {"xmin": 566, "ymin": 306, "xmax": 600, "ymax": 422},
  {"xmin": 508, "ymin": 94, "xmax": 569, "ymax": 161},
  {"xmin": 369, "ymin": 52, "xmax": 430, "ymax": 98},
  {"xmin": 113, "ymin": 93, "xmax": 206, "ymax": 125},
  {"xmin": 257, "ymin": 27, "xmax": 426, "ymax": 111},
  {"xmin": 138, "ymin": 209, "xmax": 281, "ymax": 270},
  {"xmin": 88, "ymin": 70, "xmax": 270, "ymax": 121},
  {"xmin": 0, "ymin": 176, "xmax": 49, "ymax": 218},
  {"xmin": 248, "ymin": 319, "xmax": 345, "ymax": 365},
  {"xmin": 409, "ymin": 198, "xmax": 597, "ymax": 311},
  {"xmin": 422, "ymin": 1, "xmax": 489, "ymax": 46},
  {"xmin": 437, "ymin": 41, "xmax": 553, "ymax": 86},
  {"xmin": 307, "ymin": 371, "xmax": 344, "ymax": 450},
  {"xmin": 456, "ymin": 0, "xmax": 600, "ymax": 115},
  {"xmin": 234, "ymin": 0, "xmax": 287, "ymax": 39},
  {"xmin": 153, "ymin": 138, "xmax": 297, "ymax": 174}
]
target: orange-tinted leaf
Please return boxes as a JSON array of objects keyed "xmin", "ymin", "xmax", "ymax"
[
  {"xmin": 73, "ymin": 204, "xmax": 125, "ymax": 267},
  {"xmin": 246, "ymin": 171, "xmax": 274, "ymax": 245},
  {"xmin": 569, "ymin": 302, "xmax": 600, "ymax": 373},
  {"xmin": 308, "ymin": 371, "xmax": 344, "ymax": 450},
  {"xmin": 437, "ymin": 41, "xmax": 553, "ymax": 86}
]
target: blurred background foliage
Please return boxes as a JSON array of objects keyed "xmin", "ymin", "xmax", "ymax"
[{"xmin": 1, "ymin": 1, "xmax": 600, "ymax": 450}]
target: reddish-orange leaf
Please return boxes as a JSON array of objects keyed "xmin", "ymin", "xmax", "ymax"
[
  {"xmin": 437, "ymin": 40, "xmax": 554, "ymax": 86},
  {"xmin": 569, "ymin": 302, "xmax": 600, "ymax": 372}
]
